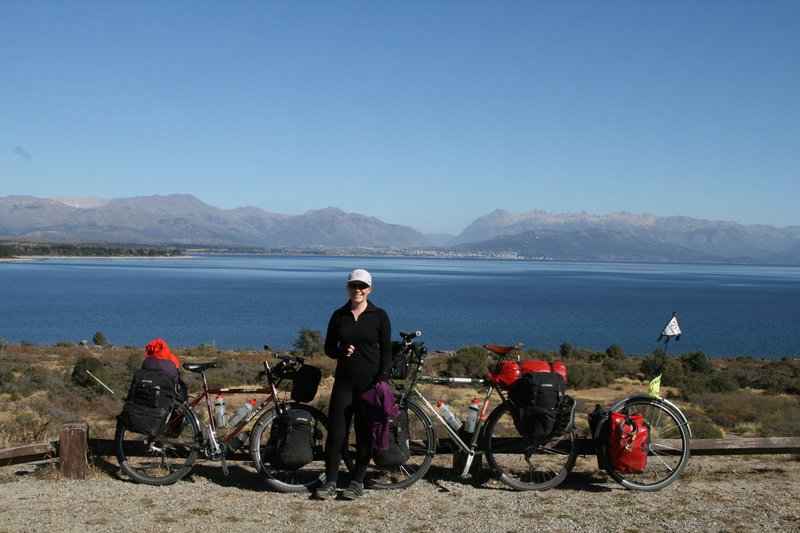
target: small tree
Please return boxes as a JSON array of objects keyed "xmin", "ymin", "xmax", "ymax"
[
  {"xmin": 559, "ymin": 343, "xmax": 573, "ymax": 358},
  {"xmin": 93, "ymin": 331, "xmax": 107, "ymax": 347},
  {"xmin": 294, "ymin": 328, "xmax": 323, "ymax": 358}
]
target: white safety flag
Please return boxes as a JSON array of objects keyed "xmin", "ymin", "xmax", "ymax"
[{"xmin": 658, "ymin": 313, "xmax": 682, "ymax": 342}]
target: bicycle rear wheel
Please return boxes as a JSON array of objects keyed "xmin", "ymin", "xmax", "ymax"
[
  {"xmin": 484, "ymin": 401, "xmax": 577, "ymax": 491},
  {"xmin": 115, "ymin": 407, "xmax": 200, "ymax": 486},
  {"xmin": 601, "ymin": 395, "xmax": 691, "ymax": 491},
  {"xmin": 250, "ymin": 403, "xmax": 329, "ymax": 493},
  {"xmin": 343, "ymin": 399, "xmax": 437, "ymax": 490}
]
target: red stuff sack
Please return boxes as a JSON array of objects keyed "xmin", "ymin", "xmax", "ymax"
[
  {"xmin": 608, "ymin": 411, "xmax": 651, "ymax": 473},
  {"xmin": 487, "ymin": 360, "xmax": 568, "ymax": 390},
  {"xmin": 519, "ymin": 360, "xmax": 567, "ymax": 385},
  {"xmin": 486, "ymin": 361, "xmax": 521, "ymax": 390}
]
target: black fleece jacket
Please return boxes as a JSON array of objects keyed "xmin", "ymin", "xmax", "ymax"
[{"xmin": 324, "ymin": 300, "xmax": 392, "ymax": 381}]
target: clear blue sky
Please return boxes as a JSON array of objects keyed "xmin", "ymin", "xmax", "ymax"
[{"xmin": 2, "ymin": 1, "xmax": 798, "ymax": 235}]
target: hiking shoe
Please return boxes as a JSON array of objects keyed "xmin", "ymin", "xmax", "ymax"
[
  {"xmin": 313, "ymin": 481, "xmax": 338, "ymax": 500},
  {"xmin": 341, "ymin": 481, "xmax": 364, "ymax": 500}
]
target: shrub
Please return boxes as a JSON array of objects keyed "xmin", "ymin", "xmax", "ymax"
[
  {"xmin": 71, "ymin": 356, "xmax": 108, "ymax": 393},
  {"xmin": 690, "ymin": 419, "xmax": 725, "ymax": 439},
  {"xmin": 447, "ymin": 346, "xmax": 491, "ymax": 379},
  {"xmin": 605, "ymin": 344, "xmax": 625, "ymax": 359},
  {"xmin": 680, "ymin": 351, "xmax": 713, "ymax": 374}
]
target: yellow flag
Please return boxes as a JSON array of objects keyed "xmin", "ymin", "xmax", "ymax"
[{"xmin": 648, "ymin": 374, "xmax": 662, "ymax": 397}]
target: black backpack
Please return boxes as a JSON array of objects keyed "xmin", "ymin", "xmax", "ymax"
[
  {"xmin": 269, "ymin": 408, "xmax": 315, "ymax": 469},
  {"xmin": 119, "ymin": 369, "xmax": 179, "ymax": 437},
  {"xmin": 508, "ymin": 370, "xmax": 566, "ymax": 444},
  {"xmin": 372, "ymin": 409, "xmax": 411, "ymax": 467}
]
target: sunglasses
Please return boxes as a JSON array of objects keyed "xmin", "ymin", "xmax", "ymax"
[{"xmin": 347, "ymin": 282, "xmax": 370, "ymax": 290}]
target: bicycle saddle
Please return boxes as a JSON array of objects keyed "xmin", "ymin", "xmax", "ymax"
[
  {"xmin": 483, "ymin": 343, "xmax": 524, "ymax": 355},
  {"xmin": 182, "ymin": 362, "xmax": 219, "ymax": 373}
]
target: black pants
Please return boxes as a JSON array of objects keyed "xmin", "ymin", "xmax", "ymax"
[{"xmin": 324, "ymin": 375, "xmax": 374, "ymax": 484}]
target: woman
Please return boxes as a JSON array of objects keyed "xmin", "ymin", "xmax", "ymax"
[{"xmin": 314, "ymin": 268, "xmax": 392, "ymax": 500}]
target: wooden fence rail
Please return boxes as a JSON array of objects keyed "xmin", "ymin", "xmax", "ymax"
[{"xmin": 2, "ymin": 425, "xmax": 800, "ymax": 480}]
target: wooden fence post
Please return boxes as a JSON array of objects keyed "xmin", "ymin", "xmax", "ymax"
[{"xmin": 58, "ymin": 422, "xmax": 88, "ymax": 480}]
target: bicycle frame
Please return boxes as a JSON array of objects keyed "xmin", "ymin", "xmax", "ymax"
[
  {"xmin": 393, "ymin": 334, "xmax": 515, "ymax": 477},
  {"xmin": 410, "ymin": 375, "xmax": 500, "ymax": 476},
  {"xmin": 171, "ymin": 359, "xmax": 289, "ymax": 463}
]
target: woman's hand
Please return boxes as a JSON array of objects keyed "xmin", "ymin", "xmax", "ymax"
[{"xmin": 345, "ymin": 344, "xmax": 355, "ymax": 357}]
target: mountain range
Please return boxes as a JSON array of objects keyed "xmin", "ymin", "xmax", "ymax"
[{"xmin": 2, "ymin": 195, "xmax": 799, "ymax": 264}]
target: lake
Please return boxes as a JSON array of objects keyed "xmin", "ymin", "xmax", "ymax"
[{"xmin": 1, "ymin": 255, "xmax": 799, "ymax": 358}]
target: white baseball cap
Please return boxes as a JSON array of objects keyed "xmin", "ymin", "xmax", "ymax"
[{"xmin": 347, "ymin": 269, "xmax": 372, "ymax": 287}]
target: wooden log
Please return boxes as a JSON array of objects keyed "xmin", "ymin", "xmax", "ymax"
[
  {"xmin": 0, "ymin": 443, "xmax": 56, "ymax": 466},
  {"xmin": 95, "ymin": 436, "xmax": 800, "ymax": 458},
  {"xmin": 688, "ymin": 437, "xmax": 800, "ymax": 455},
  {"xmin": 58, "ymin": 422, "xmax": 88, "ymax": 479}
]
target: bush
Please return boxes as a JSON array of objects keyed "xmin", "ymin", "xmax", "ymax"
[
  {"xmin": 71, "ymin": 356, "xmax": 108, "ymax": 393},
  {"xmin": 565, "ymin": 361, "xmax": 613, "ymax": 389},
  {"xmin": 680, "ymin": 351, "xmax": 713, "ymax": 374},
  {"xmin": 690, "ymin": 419, "xmax": 725, "ymax": 439},
  {"xmin": 447, "ymin": 346, "xmax": 491, "ymax": 379}
]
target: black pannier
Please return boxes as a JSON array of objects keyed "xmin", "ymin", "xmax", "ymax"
[
  {"xmin": 372, "ymin": 409, "xmax": 411, "ymax": 467},
  {"xmin": 269, "ymin": 408, "xmax": 315, "ymax": 469},
  {"xmin": 508, "ymin": 371, "xmax": 566, "ymax": 444},
  {"xmin": 389, "ymin": 341, "xmax": 409, "ymax": 380},
  {"xmin": 119, "ymin": 369, "xmax": 179, "ymax": 437},
  {"xmin": 289, "ymin": 365, "xmax": 322, "ymax": 403}
]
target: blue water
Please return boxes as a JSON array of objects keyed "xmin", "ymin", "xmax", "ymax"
[{"xmin": 1, "ymin": 255, "xmax": 799, "ymax": 358}]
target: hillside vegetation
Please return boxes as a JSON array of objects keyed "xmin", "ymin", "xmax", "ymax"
[{"xmin": 0, "ymin": 339, "xmax": 798, "ymax": 449}]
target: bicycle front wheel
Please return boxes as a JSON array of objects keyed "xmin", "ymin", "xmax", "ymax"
[
  {"xmin": 343, "ymin": 399, "xmax": 437, "ymax": 490},
  {"xmin": 602, "ymin": 396, "xmax": 691, "ymax": 491},
  {"xmin": 250, "ymin": 404, "xmax": 329, "ymax": 493},
  {"xmin": 484, "ymin": 401, "xmax": 577, "ymax": 491},
  {"xmin": 115, "ymin": 407, "xmax": 200, "ymax": 486}
]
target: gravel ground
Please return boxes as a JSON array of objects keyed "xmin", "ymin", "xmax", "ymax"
[{"xmin": 1, "ymin": 454, "xmax": 798, "ymax": 532}]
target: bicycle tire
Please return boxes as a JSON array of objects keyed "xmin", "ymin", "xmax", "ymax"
[
  {"xmin": 600, "ymin": 395, "xmax": 691, "ymax": 491},
  {"xmin": 483, "ymin": 401, "xmax": 578, "ymax": 491},
  {"xmin": 342, "ymin": 399, "xmax": 437, "ymax": 490},
  {"xmin": 115, "ymin": 407, "xmax": 201, "ymax": 486},
  {"xmin": 250, "ymin": 403, "xmax": 329, "ymax": 493}
]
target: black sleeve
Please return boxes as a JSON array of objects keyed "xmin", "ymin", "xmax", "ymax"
[
  {"xmin": 377, "ymin": 308, "xmax": 392, "ymax": 378},
  {"xmin": 324, "ymin": 310, "xmax": 345, "ymax": 359}
]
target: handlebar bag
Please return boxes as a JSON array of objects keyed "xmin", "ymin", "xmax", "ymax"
[
  {"xmin": 290, "ymin": 365, "xmax": 322, "ymax": 403},
  {"xmin": 389, "ymin": 341, "xmax": 409, "ymax": 380}
]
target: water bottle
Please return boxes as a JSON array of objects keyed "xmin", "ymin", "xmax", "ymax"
[
  {"xmin": 213, "ymin": 394, "xmax": 227, "ymax": 428},
  {"xmin": 228, "ymin": 430, "xmax": 249, "ymax": 452},
  {"xmin": 464, "ymin": 399, "xmax": 480, "ymax": 434},
  {"xmin": 229, "ymin": 399, "xmax": 256, "ymax": 427},
  {"xmin": 437, "ymin": 401, "xmax": 462, "ymax": 431}
]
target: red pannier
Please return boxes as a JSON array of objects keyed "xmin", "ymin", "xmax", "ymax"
[
  {"xmin": 608, "ymin": 411, "xmax": 651, "ymax": 473},
  {"xmin": 487, "ymin": 360, "xmax": 567, "ymax": 390}
]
